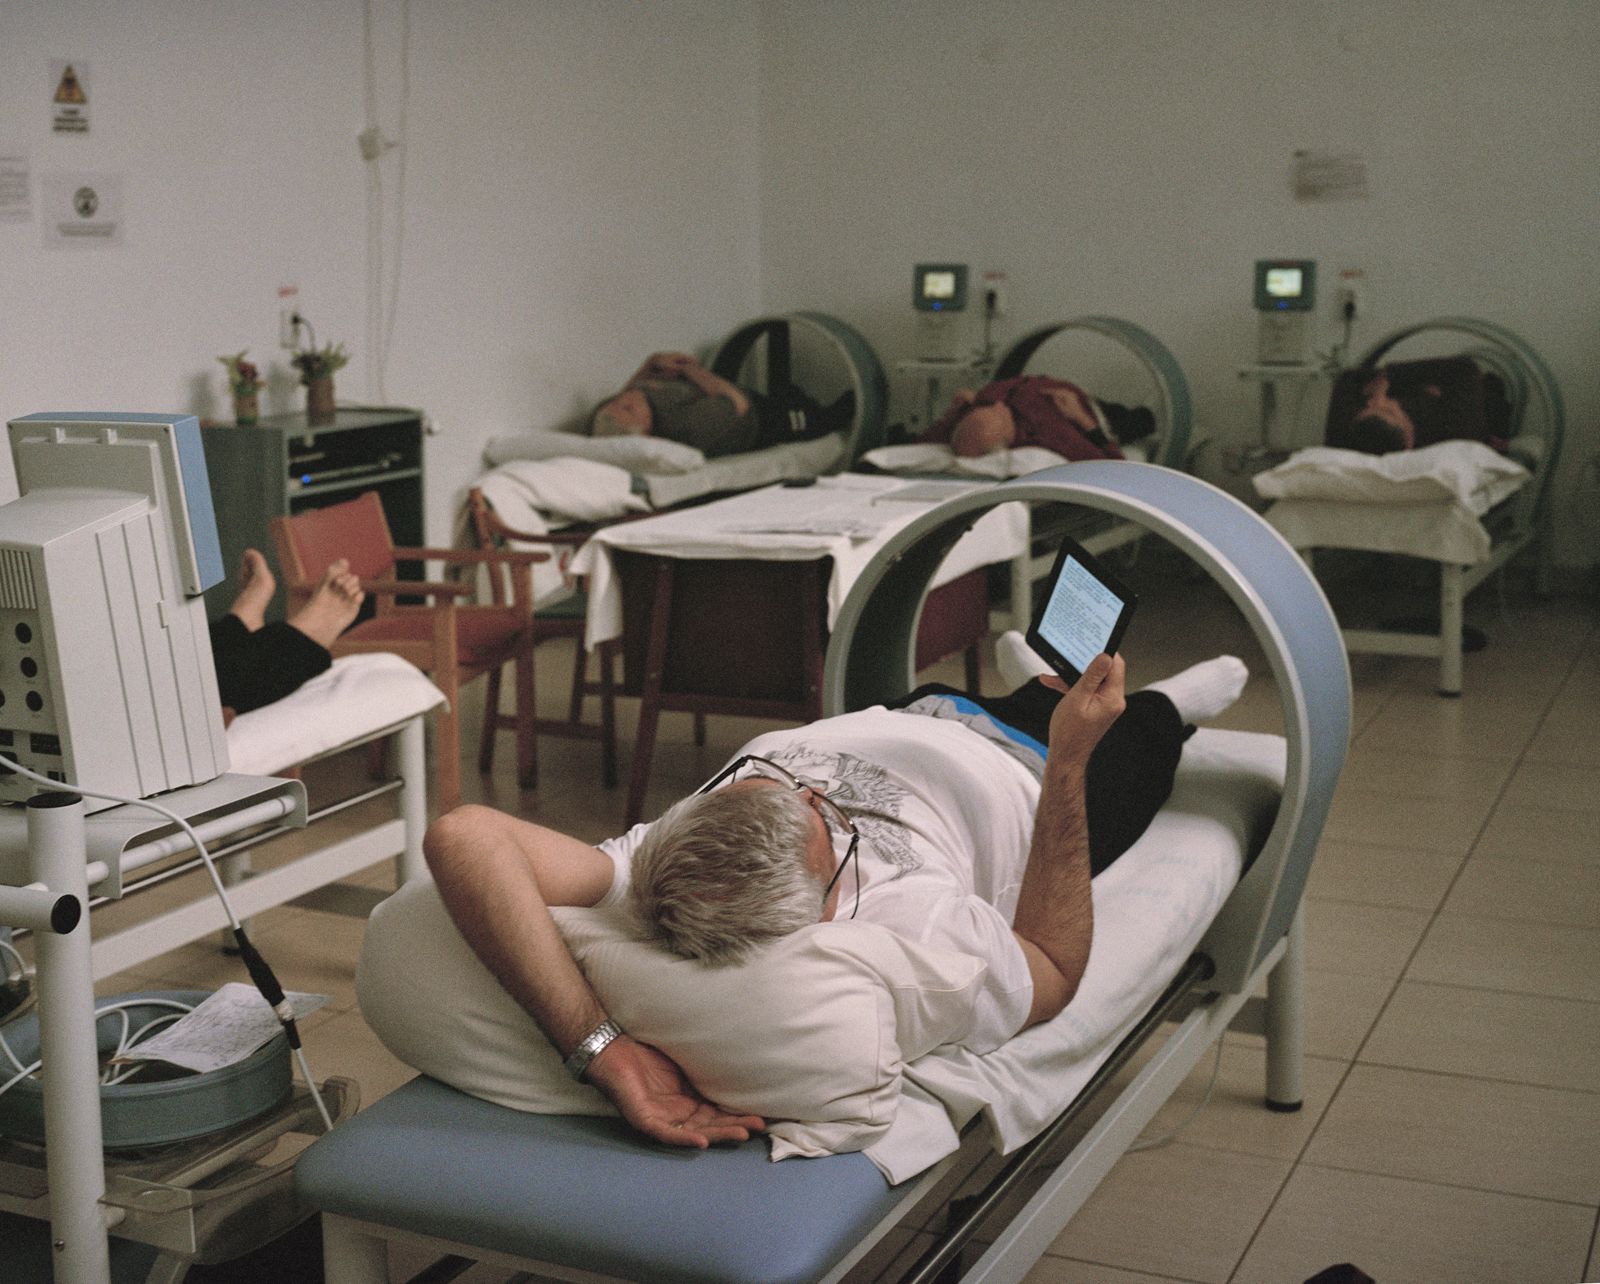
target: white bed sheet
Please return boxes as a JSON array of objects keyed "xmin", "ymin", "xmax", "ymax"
[
  {"xmin": 853, "ymin": 727, "xmax": 1286, "ymax": 1183},
  {"xmin": 861, "ymin": 440, "xmax": 1150, "ymax": 479},
  {"xmin": 225, "ymin": 653, "xmax": 445, "ymax": 777},
  {"xmin": 639, "ymin": 432, "xmax": 847, "ymax": 509},
  {"xmin": 568, "ymin": 475, "xmax": 1029, "ymax": 649},
  {"xmin": 1255, "ymin": 442, "xmax": 1531, "ymax": 566}
]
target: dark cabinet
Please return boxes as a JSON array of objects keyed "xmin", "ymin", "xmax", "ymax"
[{"xmin": 201, "ymin": 407, "xmax": 425, "ymax": 621}]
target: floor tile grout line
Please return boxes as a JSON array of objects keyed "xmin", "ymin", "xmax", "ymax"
[
  {"xmin": 1038, "ymin": 1250, "xmax": 1205, "ymax": 1283},
  {"xmin": 1337, "ymin": 617, "xmax": 1586, "ymax": 1073},
  {"xmin": 1340, "ymin": 1056, "xmax": 1600, "ymax": 1098},
  {"xmin": 1223, "ymin": 608, "xmax": 1599, "ymax": 1282},
  {"xmin": 1288, "ymin": 1158, "xmax": 1600, "ymax": 1211},
  {"xmin": 1311, "ymin": 894, "xmax": 1600, "ymax": 937}
]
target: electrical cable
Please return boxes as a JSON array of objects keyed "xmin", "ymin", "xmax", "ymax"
[
  {"xmin": 0, "ymin": 751, "xmax": 334, "ymax": 1131},
  {"xmin": 361, "ymin": 0, "xmax": 413, "ymax": 405},
  {"xmin": 1126, "ymin": 1036, "xmax": 1227, "ymax": 1152},
  {"xmin": 380, "ymin": 0, "xmax": 412, "ymax": 396},
  {"xmin": 0, "ymin": 997, "xmax": 193, "ymax": 1096},
  {"xmin": 0, "ymin": 935, "xmax": 27, "ymax": 984},
  {"xmin": 362, "ymin": 0, "xmax": 384, "ymax": 404}
]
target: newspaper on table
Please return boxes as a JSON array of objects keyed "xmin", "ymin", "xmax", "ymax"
[
  {"xmin": 711, "ymin": 478, "xmax": 908, "ymax": 540},
  {"xmin": 119, "ymin": 982, "xmax": 330, "ymax": 1074}
]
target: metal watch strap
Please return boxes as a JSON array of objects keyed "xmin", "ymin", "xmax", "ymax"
[{"xmin": 563, "ymin": 1018, "xmax": 624, "ymax": 1081}]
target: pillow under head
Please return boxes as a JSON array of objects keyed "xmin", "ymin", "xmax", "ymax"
[{"xmin": 357, "ymin": 879, "xmax": 990, "ymax": 1157}]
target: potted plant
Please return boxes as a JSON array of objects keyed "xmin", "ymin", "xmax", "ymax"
[
  {"xmin": 291, "ymin": 340, "xmax": 350, "ymax": 426},
  {"xmin": 217, "ymin": 351, "xmax": 264, "ymax": 425}
]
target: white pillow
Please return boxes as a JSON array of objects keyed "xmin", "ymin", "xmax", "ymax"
[
  {"xmin": 1253, "ymin": 440, "xmax": 1528, "ymax": 506},
  {"xmin": 358, "ymin": 879, "xmax": 989, "ymax": 1157},
  {"xmin": 483, "ymin": 429, "xmax": 706, "ymax": 475}
]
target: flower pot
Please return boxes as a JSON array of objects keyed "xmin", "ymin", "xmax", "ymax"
[
  {"xmin": 305, "ymin": 376, "xmax": 336, "ymax": 426},
  {"xmin": 232, "ymin": 391, "xmax": 260, "ymax": 426}
]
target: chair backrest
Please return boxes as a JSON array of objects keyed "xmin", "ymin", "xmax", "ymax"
[
  {"xmin": 271, "ymin": 491, "xmax": 399, "ymax": 591},
  {"xmin": 465, "ymin": 488, "xmax": 514, "ymax": 608}
]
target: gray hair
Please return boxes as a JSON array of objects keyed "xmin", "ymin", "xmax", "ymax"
[{"xmin": 629, "ymin": 784, "xmax": 821, "ymax": 964}]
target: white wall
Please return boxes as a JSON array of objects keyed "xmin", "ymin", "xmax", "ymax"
[
  {"xmin": 756, "ymin": 0, "xmax": 1600, "ymax": 567},
  {"xmin": 0, "ymin": 0, "xmax": 763, "ymax": 540},
  {"xmin": 4, "ymin": 2, "xmax": 1596, "ymax": 568}
]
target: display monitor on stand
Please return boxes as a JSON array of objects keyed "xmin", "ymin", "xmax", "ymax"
[
  {"xmin": 1254, "ymin": 259, "xmax": 1316, "ymax": 365},
  {"xmin": 0, "ymin": 413, "xmax": 229, "ymax": 811},
  {"xmin": 913, "ymin": 262, "xmax": 970, "ymax": 362}
]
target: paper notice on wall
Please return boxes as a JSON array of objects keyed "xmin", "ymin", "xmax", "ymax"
[
  {"xmin": 0, "ymin": 153, "xmax": 29, "ymax": 221},
  {"xmin": 43, "ymin": 172, "xmax": 123, "ymax": 249},
  {"xmin": 1292, "ymin": 150, "xmax": 1369, "ymax": 202},
  {"xmin": 51, "ymin": 60, "xmax": 89, "ymax": 134}
]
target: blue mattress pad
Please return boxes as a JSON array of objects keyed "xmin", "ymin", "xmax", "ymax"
[{"xmin": 295, "ymin": 1074, "xmax": 906, "ymax": 1284}]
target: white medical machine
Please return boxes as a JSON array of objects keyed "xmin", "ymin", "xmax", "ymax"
[
  {"xmin": 912, "ymin": 262, "xmax": 970, "ymax": 362},
  {"xmin": 1254, "ymin": 258, "xmax": 1317, "ymax": 365},
  {"xmin": 0, "ymin": 414, "xmax": 228, "ymax": 812}
]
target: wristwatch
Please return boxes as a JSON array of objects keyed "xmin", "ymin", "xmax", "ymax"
[{"xmin": 563, "ymin": 1018, "xmax": 624, "ymax": 1081}]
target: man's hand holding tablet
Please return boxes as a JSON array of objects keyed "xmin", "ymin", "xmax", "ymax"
[{"xmin": 1025, "ymin": 536, "xmax": 1138, "ymax": 685}]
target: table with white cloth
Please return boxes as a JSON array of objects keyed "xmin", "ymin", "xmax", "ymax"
[{"xmin": 567, "ymin": 475, "xmax": 1029, "ymax": 824}]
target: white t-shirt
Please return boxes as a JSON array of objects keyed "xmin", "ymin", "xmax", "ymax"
[{"xmin": 597, "ymin": 707, "xmax": 1042, "ymax": 1051}]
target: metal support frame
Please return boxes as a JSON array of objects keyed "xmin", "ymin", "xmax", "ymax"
[
  {"xmin": 1, "ymin": 708, "xmax": 432, "ymax": 1282},
  {"xmin": 28, "ymin": 793, "xmax": 110, "ymax": 1283},
  {"xmin": 1338, "ymin": 530, "xmax": 1526, "ymax": 697}
]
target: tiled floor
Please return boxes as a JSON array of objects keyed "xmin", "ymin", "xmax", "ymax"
[{"xmin": 53, "ymin": 562, "xmax": 1600, "ymax": 1281}]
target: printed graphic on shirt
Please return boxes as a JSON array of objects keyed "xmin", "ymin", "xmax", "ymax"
[{"xmin": 764, "ymin": 746, "xmax": 921, "ymax": 878}]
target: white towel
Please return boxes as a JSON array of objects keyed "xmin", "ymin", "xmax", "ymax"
[
  {"xmin": 225, "ymin": 653, "xmax": 444, "ymax": 777},
  {"xmin": 476, "ymin": 459, "xmax": 649, "ymax": 605}
]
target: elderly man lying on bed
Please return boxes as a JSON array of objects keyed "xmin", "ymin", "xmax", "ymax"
[
  {"xmin": 590, "ymin": 350, "xmax": 852, "ymax": 458},
  {"xmin": 423, "ymin": 638, "xmax": 1248, "ymax": 1148}
]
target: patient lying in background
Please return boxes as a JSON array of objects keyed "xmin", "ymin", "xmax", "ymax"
[
  {"xmin": 925, "ymin": 374, "xmax": 1151, "ymax": 461},
  {"xmin": 590, "ymin": 350, "xmax": 851, "ymax": 458},
  {"xmin": 212, "ymin": 550, "xmax": 363, "ymax": 716}
]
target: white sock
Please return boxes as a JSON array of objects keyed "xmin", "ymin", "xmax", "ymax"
[
  {"xmin": 995, "ymin": 630, "xmax": 1052, "ymax": 689},
  {"xmin": 1143, "ymin": 656, "xmax": 1249, "ymax": 724}
]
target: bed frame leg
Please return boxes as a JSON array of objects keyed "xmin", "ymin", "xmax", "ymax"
[
  {"xmin": 322, "ymin": 1214, "xmax": 390, "ymax": 1282},
  {"xmin": 1438, "ymin": 563, "xmax": 1465, "ymax": 697},
  {"xmin": 1264, "ymin": 906, "xmax": 1305, "ymax": 1112},
  {"xmin": 396, "ymin": 716, "xmax": 429, "ymax": 886}
]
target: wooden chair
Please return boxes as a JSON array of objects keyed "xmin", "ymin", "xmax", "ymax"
[
  {"xmin": 270, "ymin": 491, "xmax": 546, "ymax": 812},
  {"xmin": 465, "ymin": 488, "xmax": 620, "ymax": 788}
]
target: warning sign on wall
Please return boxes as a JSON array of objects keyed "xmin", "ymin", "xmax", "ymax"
[{"xmin": 51, "ymin": 60, "xmax": 89, "ymax": 134}]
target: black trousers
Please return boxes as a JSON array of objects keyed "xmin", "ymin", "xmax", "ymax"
[
  {"xmin": 893, "ymin": 681, "xmax": 1188, "ymax": 877},
  {"xmin": 750, "ymin": 387, "xmax": 854, "ymax": 447},
  {"xmin": 209, "ymin": 615, "xmax": 332, "ymax": 715}
]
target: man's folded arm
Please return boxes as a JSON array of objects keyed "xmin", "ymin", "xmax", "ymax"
[{"xmin": 423, "ymin": 806, "xmax": 763, "ymax": 1147}]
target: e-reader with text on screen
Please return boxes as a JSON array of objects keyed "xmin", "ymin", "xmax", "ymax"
[{"xmin": 1025, "ymin": 536, "xmax": 1138, "ymax": 684}]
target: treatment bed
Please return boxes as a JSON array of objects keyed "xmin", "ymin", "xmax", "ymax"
[
  {"xmin": 1253, "ymin": 317, "xmax": 1564, "ymax": 695},
  {"xmin": 859, "ymin": 316, "xmax": 1195, "ymax": 626},
  {"xmin": 479, "ymin": 310, "xmax": 890, "ymax": 529},
  {"xmin": 295, "ymin": 463, "xmax": 1351, "ymax": 1284}
]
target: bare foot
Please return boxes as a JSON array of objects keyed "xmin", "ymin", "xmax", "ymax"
[
  {"xmin": 287, "ymin": 559, "xmax": 365, "ymax": 649},
  {"xmin": 229, "ymin": 549, "xmax": 276, "ymax": 632}
]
